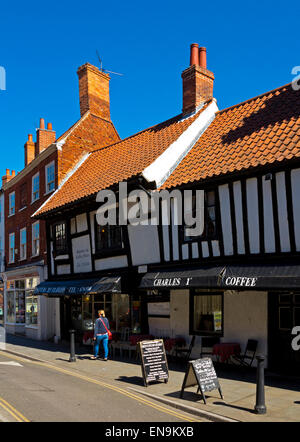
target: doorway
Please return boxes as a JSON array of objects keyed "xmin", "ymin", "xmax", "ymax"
[{"xmin": 268, "ymin": 292, "xmax": 300, "ymax": 374}]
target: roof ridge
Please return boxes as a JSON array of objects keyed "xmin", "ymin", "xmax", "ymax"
[
  {"xmin": 89, "ymin": 107, "xmax": 206, "ymax": 156},
  {"xmin": 218, "ymin": 82, "xmax": 294, "ymax": 115}
]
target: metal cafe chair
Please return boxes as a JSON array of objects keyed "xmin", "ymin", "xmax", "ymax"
[
  {"xmin": 200, "ymin": 336, "xmax": 221, "ymax": 360},
  {"xmin": 175, "ymin": 335, "xmax": 196, "ymax": 362},
  {"xmin": 231, "ymin": 339, "xmax": 258, "ymax": 367}
]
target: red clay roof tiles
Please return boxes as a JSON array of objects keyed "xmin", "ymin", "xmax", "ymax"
[
  {"xmin": 35, "ymin": 108, "xmax": 203, "ymax": 216},
  {"xmin": 162, "ymin": 83, "xmax": 300, "ymax": 188}
]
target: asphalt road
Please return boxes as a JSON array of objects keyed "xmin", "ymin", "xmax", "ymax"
[{"xmin": 0, "ymin": 353, "xmax": 207, "ymax": 423}]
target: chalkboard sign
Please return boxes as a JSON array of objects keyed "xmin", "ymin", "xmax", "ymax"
[
  {"xmin": 139, "ymin": 339, "xmax": 169, "ymax": 386},
  {"xmin": 180, "ymin": 358, "xmax": 223, "ymax": 404}
]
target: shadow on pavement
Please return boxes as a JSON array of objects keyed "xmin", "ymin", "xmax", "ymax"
[
  {"xmin": 212, "ymin": 401, "xmax": 255, "ymax": 414},
  {"xmin": 115, "ymin": 376, "xmax": 145, "ymax": 387}
]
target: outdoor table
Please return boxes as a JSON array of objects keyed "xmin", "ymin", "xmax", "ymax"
[{"xmin": 212, "ymin": 342, "xmax": 241, "ymax": 363}]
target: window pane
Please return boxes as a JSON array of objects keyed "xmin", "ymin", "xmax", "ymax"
[
  {"xmin": 193, "ymin": 294, "xmax": 222, "ymax": 334},
  {"xmin": 26, "ymin": 292, "xmax": 38, "ymax": 325},
  {"xmin": 6, "ymin": 291, "xmax": 15, "ymax": 323},
  {"xmin": 15, "ymin": 291, "xmax": 25, "ymax": 323},
  {"xmin": 279, "ymin": 307, "xmax": 292, "ymax": 330},
  {"xmin": 47, "ymin": 164, "xmax": 55, "ymax": 192},
  {"xmin": 55, "ymin": 222, "xmax": 67, "ymax": 254}
]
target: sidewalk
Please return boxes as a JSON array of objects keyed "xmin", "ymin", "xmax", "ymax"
[{"xmin": 2, "ymin": 333, "xmax": 300, "ymax": 422}]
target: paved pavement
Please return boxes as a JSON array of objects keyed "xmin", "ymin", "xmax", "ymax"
[{"xmin": 2, "ymin": 332, "xmax": 300, "ymax": 422}]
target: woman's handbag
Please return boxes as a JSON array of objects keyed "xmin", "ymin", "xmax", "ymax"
[{"xmin": 100, "ymin": 318, "xmax": 112, "ymax": 340}]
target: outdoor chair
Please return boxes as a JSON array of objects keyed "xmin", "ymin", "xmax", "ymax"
[
  {"xmin": 231, "ymin": 339, "xmax": 258, "ymax": 367},
  {"xmin": 200, "ymin": 336, "xmax": 220, "ymax": 359},
  {"xmin": 175, "ymin": 335, "xmax": 196, "ymax": 362}
]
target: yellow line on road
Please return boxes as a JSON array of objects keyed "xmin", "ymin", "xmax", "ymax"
[
  {"xmin": 0, "ymin": 351, "xmax": 200, "ymax": 422},
  {"xmin": 0, "ymin": 397, "xmax": 30, "ymax": 422}
]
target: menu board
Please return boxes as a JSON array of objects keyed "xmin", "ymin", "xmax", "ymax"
[
  {"xmin": 180, "ymin": 357, "xmax": 223, "ymax": 404},
  {"xmin": 139, "ymin": 339, "xmax": 169, "ymax": 386}
]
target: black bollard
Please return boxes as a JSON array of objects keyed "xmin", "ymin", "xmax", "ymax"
[
  {"xmin": 69, "ymin": 329, "xmax": 76, "ymax": 362},
  {"xmin": 254, "ymin": 355, "xmax": 267, "ymax": 414}
]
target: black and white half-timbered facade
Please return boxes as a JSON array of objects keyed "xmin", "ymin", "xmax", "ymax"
[{"xmin": 34, "ymin": 46, "xmax": 300, "ymax": 374}]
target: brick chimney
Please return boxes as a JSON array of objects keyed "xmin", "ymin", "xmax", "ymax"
[
  {"xmin": 182, "ymin": 44, "xmax": 214, "ymax": 115},
  {"xmin": 24, "ymin": 134, "xmax": 35, "ymax": 166},
  {"xmin": 2, "ymin": 169, "xmax": 14, "ymax": 186},
  {"xmin": 35, "ymin": 118, "xmax": 56, "ymax": 156},
  {"xmin": 77, "ymin": 63, "xmax": 111, "ymax": 121}
]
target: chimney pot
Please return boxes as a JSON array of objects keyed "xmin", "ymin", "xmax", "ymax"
[
  {"xmin": 11, "ymin": 170, "xmax": 16, "ymax": 177},
  {"xmin": 190, "ymin": 43, "xmax": 199, "ymax": 66},
  {"xmin": 182, "ymin": 44, "xmax": 214, "ymax": 115},
  {"xmin": 199, "ymin": 47, "xmax": 207, "ymax": 69},
  {"xmin": 28, "ymin": 134, "xmax": 33, "ymax": 142},
  {"xmin": 47, "ymin": 122, "xmax": 52, "ymax": 130},
  {"xmin": 6, "ymin": 169, "xmax": 10, "ymax": 176},
  {"xmin": 39, "ymin": 118, "xmax": 45, "ymax": 129}
]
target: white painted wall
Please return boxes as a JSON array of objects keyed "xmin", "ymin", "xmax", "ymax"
[
  {"xmin": 276, "ymin": 172, "xmax": 290, "ymax": 252},
  {"xmin": 223, "ymin": 290, "xmax": 268, "ymax": 367},
  {"xmin": 233, "ymin": 181, "xmax": 245, "ymax": 254},
  {"xmin": 219, "ymin": 184, "xmax": 233, "ymax": 255},
  {"xmin": 94, "ymin": 255, "xmax": 128, "ymax": 271},
  {"xmin": 72, "ymin": 235, "xmax": 92, "ymax": 273},
  {"xmin": 262, "ymin": 177, "xmax": 275, "ymax": 253},
  {"xmin": 246, "ymin": 178, "xmax": 260, "ymax": 254},
  {"xmin": 291, "ymin": 168, "xmax": 300, "ymax": 251},
  {"xmin": 128, "ymin": 225, "xmax": 160, "ymax": 266}
]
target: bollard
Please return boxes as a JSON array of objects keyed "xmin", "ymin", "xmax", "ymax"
[
  {"xmin": 69, "ymin": 329, "xmax": 76, "ymax": 362},
  {"xmin": 254, "ymin": 355, "xmax": 267, "ymax": 414}
]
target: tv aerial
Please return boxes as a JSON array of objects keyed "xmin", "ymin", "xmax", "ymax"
[{"xmin": 96, "ymin": 50, "xmax": 123, "ymax": 76}]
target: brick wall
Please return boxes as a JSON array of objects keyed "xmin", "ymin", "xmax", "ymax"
[{"xmin": 4, "ymin": 151, "xmax": 58, "ymax": 269}]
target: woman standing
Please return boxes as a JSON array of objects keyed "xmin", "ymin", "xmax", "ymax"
[{"xmin": 91, "ymin": 310, "xmax": 110, "ymax": 360}]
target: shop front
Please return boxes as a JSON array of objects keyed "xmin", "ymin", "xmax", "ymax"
[
  {"xmin": 139, "ymin": 260, "xmax": 300, "ymax": 373},
  {"xmin": 35, "ymin": 275, "xmax": 147, "ymax": 344},
  {"xmin": 3, "ymin": 265, "xmax": 58, "ymax": 340}
]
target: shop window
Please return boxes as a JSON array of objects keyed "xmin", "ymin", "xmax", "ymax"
[
  {"xmin": 6, "ymin": 291, "xmax": 15, "ymax": 323},
  {"xmin": 26, "ymin": 292, "xmax": 38, "ymax": 326},
  {"xmin": 15, "ymin": 291, "xmax": 25, "ymax": 323},
  {"xmin": 53, "ymin": 222, "xmax": 68, "ymax": 255},
  {"xmin": 95, "ymin": 224, "xmax": 124, "ymax": 252},
  {"xmin": 190, "ymin": 290, "xmax": 223, "ymax": 336},
  {"xmin": 183, "ymin": 190, "xmax": 217, "ymax": 242}
]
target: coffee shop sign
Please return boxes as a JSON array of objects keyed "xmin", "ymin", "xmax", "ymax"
[{"xmin": 224, "ymin": 276, "xmax": 258, "ymax": 287}]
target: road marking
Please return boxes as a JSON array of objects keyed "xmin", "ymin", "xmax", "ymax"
[
  {"xmin": 0, "ymin": 351, "xmax": 200, "ymax": 422},
  {"xmin": 0, "ymin": 361, "xmax": 23, "ymax": 366},
  {"xmin": 0, "ymin": 396, "xmax": 30, "ymax": 422}
]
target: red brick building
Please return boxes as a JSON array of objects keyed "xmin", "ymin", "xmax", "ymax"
[{"xmin": 2, "ymin": 63, "xmax": 119, "ymax": 340}]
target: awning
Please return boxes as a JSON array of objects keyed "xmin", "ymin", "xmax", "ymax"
[
  {"xmin": 139, "ymin": 262, "xmax": 300, "ymax": 291},
  {"xmin": 34, "ymin": 276, "xmax": 122, "ymax": 297}
]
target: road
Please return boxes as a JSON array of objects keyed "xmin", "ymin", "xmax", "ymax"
[{"xmin": 0, "ymin": 353, "xmax": 207, "ymax": 422}]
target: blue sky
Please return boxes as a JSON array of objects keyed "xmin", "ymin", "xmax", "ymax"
[{"xmin": 0, "ymin": 0, "xmax": 299, "ymax": 177}]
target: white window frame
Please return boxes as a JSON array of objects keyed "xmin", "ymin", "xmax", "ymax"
[
  {"xmin": 9, "ymin": 233, "xmax": 15, "ymax": 263},
  {"xmin": 20, "ymin": 228, "xmax": 27, "ymax": 261},
  {"xmin": 32, "ymin": 222, "xmax": 40, "ymax": 257},
  {"xmin": 9, "ymin": 192, "xmax": 15, "ymax": 216},
  {"xmin": 32, "ymin": 173, "xmax": 40, "ymax": 203},
  {"xmin": 45, "ymin": 161, "xmax": 55, "ymax": 194}
]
